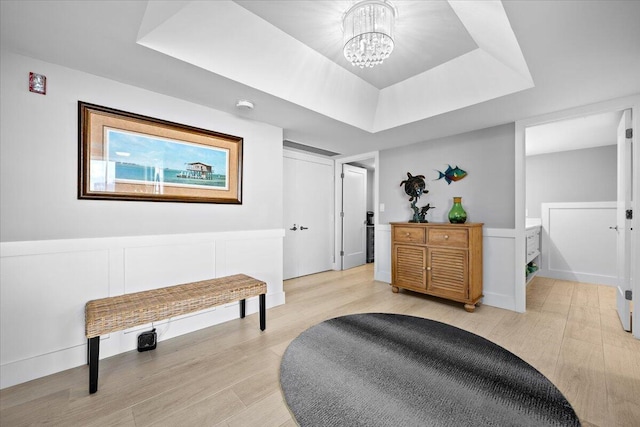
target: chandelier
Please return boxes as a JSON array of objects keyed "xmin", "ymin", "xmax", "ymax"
[{"xmin": 343, "ymin": 0, "xmax": 396, "ymax": 69}]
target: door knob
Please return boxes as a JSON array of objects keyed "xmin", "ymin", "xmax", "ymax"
[
  {"xmin": 290, "ymin": 224, "xmax": 298, "ymax": 231},
  {"xmin": 300, "ymin": 226, "xmax": 309, "ymax": 230}
]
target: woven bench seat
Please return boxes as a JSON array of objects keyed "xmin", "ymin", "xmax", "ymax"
[{"xmin": 85, "ymin": 274, "xmax": 267, "ymax": 394}]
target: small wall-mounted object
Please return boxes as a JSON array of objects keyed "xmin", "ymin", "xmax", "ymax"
[{"xmin": 29, "ymin": 72, "xmax": 46, "ymax": 95}]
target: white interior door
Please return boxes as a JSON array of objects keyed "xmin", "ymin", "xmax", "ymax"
[
  {"xmin": 297, "ymin": 159, "xmax": 333, "ymax": 277},
  {"xmin": 283, "ymin": 153, "xmax": 334, "ymax": 280},
  {"xmin": 342, "ymin": 164, "xmax": 367, "ymax": 270},
  {"xmin": 616, "ymin": 109, "xmax": 633, "ymax": 331}
]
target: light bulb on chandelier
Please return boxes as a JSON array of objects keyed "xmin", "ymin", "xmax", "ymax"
[{"xmin": 343, "ymin": 0, "xmax": 396, "ymax": 69}]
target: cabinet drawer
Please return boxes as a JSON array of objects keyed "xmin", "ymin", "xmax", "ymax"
[
  {"xmin": 427, "ymin": 228, "xmax": 468, "ymax": 248},
  {"xmin": 393, "ymin": 227, "xmax": 426, "ymax": 244}
]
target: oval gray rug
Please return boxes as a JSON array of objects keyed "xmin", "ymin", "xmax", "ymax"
[{"xmin": 280, "ymin": 313, "xmax": 580, "ymax": 427}]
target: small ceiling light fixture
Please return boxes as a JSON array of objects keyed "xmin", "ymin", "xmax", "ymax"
[
  {"xmin": 236, "ymin": 99, "xmax": 254, "ymax": 110},
  {"xmin": 343, "ymin": 0, "xmax": 396, "ymax": 69}
]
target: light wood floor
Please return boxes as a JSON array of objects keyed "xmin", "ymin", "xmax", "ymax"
[{"xmin": 1, "ymin": 264, "xmax": 638, "ymax": 426}]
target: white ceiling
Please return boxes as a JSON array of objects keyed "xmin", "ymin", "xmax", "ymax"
[
  {"xmin": 234, "ymin": 0, "xmax": 479, "ymax": 89},
  {"xmin": 526, "ymin": 110, "xmax": 623, "ymax": 157},
  {"xmin": 1, "ymin": 0, "xmax": 639, "ymax": 157},
  {"xmin": 136, "ymin": 1, "xmax": 533, "ymax": 134}
]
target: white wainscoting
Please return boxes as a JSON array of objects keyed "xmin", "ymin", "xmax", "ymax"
[
  {"xmin": 374, "ymin": 224, "xmax": 516, "ymax": 311},
  {"xmin": 374, "ymin": 225, "xmax": 392, "ymax": 283},
  {"xmin": 482, "ymin": 228, "xmax": 516, "ymax": 311},
  {"xmin": 0, "ymin": 229, "xmax": 285, "ymax": 389},
  {"xmin": 540, "ymin": 202, "xmax": 617, "ymax": 286}
]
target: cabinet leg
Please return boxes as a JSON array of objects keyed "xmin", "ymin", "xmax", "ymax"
[
  {"xmin": 391, "ymin": 286, "xmax": 399, "ymax": 293},
  {"xmin": 464, "ymin": 303, "xmax": 476, "ymax": 313}
]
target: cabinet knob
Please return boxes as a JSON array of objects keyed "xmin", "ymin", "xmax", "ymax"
[
  {"xmin": 406, "ymin": 232, "xmax": 410, "ymax": 237},
  {"xmin": 426, "ymin": 267, "xmax": 432, "ymax": 271},
  {"xmin": 444, "ymin": 235, "xmax": 449, "ymax": 239}
]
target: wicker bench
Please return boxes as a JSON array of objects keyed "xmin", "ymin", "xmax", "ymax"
[{"xmin": 85, "ymin": 274, "xmax": 266, "ymax": 394}]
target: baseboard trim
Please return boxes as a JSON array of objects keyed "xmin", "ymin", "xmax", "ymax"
[
  {"xmin": 538, "ymin": 270, "xmax": 617, "ymax": 287},
  {"xmin": 0, "ymin": 291, "xmax": 285, "ymax": 389}
]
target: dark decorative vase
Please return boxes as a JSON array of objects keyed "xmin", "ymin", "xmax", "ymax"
[{"xmin": 448, "ymin": 197, "xmax": 467, "ymax": 224}]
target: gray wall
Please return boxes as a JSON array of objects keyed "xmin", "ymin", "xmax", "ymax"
[
  {"xmin": 0, "ymin": 51, "xmax": 284, "ymax": 242},
  {"xmin": 525, "ymin": 145, "xmax": 617, "ymax": 218},
  {"xmin": 379, "ymin": 123, "xmax": 515, "ymax": 228},
  {"xmin": 367, "ymin": 168, "xmax": 375, "ymax": 213}
]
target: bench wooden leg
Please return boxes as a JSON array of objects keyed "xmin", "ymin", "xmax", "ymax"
[
  {"xmin": 239, "ymin": 299, "xmax": 246, "ymax": 318},
  {"xmin": 89, "ymin": 336, "xmax": 100, "ymax": 394},
  {"xmin": 259, "ymin": 293, "xmax": 266, "ymax": 331}
]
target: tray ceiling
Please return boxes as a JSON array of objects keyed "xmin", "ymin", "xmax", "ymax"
[
  {"xmin": 2, "ymin": 0, "xmax": 639, "ymax": 156},
  {"xmin": 137, "ymin": 0, "xmax": 534, "ymax": 133}
]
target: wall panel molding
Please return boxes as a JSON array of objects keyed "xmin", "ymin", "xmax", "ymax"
[
  {"xmin": 540, "ymin": 202, "xmax": 617, "ymax": 286},
  {"xmin": 375, "ymin": 224, "xmax": 516, "ymax": 311},
  {"xmin": 0, "ymin": 229, "xmax": 284, "ymax": 389}
]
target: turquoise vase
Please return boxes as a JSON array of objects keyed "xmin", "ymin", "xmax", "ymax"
[{"xmin": 448, "ymin": 197, "xmax": 467, "ymax": 224}]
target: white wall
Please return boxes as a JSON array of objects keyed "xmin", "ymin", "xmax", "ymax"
[
  {"xmin": 526, "ymin": 145, "xmax": 616, "ymax": 218},
  {"xmin": 0, "ymin": 51, "xmax": 285, "ymax": 388},
  {"xmin": 1, "ymin": 51, "xmax": 283, "ymax": 242}
]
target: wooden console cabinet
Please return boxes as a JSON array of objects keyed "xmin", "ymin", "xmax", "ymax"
[{"xmin": 390, "ymin": 222, "xmax": 483, "ymax": 312}]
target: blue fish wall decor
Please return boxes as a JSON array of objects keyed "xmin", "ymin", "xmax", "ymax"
[{"xmin": 435, "ymin": 165, "xmax": 467, "ymax": 185}]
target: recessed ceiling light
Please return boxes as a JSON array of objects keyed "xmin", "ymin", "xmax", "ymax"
[{"xmin": 236, "ymin": 99, "xmax": 254, "ymax": 110}]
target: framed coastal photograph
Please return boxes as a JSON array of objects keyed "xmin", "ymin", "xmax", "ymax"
[{"xmin": 78, "ymin": 102, "xmax": 243, "ymax": 204}]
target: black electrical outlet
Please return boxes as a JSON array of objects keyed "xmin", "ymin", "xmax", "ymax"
[{"xmin": 137, "ymin": 328, "xmax": 157, "ymax": 352}]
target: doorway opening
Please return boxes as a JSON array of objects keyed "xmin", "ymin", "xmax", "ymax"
[
  {"xmin": 515, "ymin": 96, "xmax": 638, "ymax": 338},
  {"xmin": 525, "ymin": 110, "xmax": 622, "ymax": 286},
  {"xmin": 334, "ymin": 152, "xmax": 379, "ymax": 272}
]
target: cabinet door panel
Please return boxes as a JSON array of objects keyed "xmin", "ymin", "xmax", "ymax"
[
  {"xmin": 427, "ymin": 248, "xmax": 468, "ymax": 299},
  {"xmin": 393, "ymin": 245, "xmax": 427, "ymax": 290}
]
